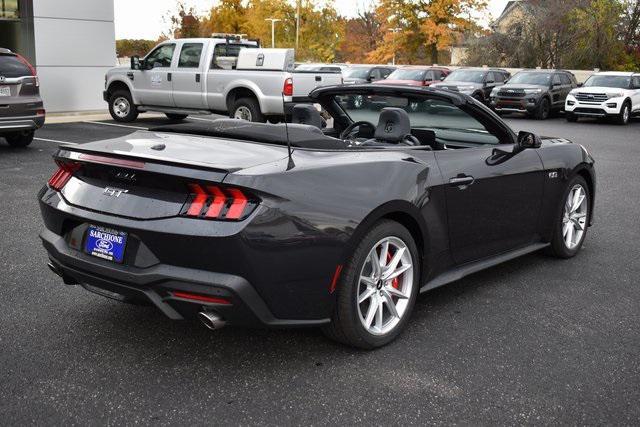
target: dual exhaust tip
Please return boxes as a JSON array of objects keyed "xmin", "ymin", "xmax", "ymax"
[{"xmin": 198, "ymin": 311, "xmax": 226, "ymax": 330}]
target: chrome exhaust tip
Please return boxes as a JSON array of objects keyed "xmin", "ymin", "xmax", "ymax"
[{"xmin": 198, "ymin": 311, "xmax": 226, "ymax": 330}]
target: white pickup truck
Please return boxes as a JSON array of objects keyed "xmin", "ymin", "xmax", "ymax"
[{"xmin": 104, "ymin": 35, "xmax": 342, "ymax": 123}]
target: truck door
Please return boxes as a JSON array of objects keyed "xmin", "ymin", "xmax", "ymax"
[
  {"xmin": 136, "ymin": 43, "xmax": 176, "ymax": 107},
  {"xmin": 172, "ymin": 42, "xmax": 207, "ymax": 109}
]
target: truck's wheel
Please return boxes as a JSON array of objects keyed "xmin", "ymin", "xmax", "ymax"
[
  {"xmin": 615, "ymin": 101, "xmax": 631, "ymax": 125},
  {"xmin": 108, "ymin": 90, "xmax": 139, "ymax": 122},
  {"xmin": 535, "ymin": 97, "xmax": 550, "ymax": 120},
  {"xmin": 5, "ymin": 130, "xmax": 34, "ymax": 147},
  {"xmin": 231, "ymin": 97, "xmax": 265, "ymax": 123},
  {"xmin": 165, "ymin": 113, "xmax": 188, "ymax": 121}
]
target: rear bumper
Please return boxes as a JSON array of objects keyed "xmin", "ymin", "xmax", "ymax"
[
  {"xmin": 41, "ymin": 228, "xmax": 329, "ymax": 328},
  {"xmin": 0, "ymin": 115, "xmax": 45, "ymax": 132}
]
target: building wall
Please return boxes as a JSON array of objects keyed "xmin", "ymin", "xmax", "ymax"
[{"xmin": 33, "ymin": 0, "xmax": 115, "ymax": 112}]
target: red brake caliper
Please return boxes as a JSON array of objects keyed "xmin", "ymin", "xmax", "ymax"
[{"xmin": 386, "ymin": 251, "xmax": 400, "ymax": 289}]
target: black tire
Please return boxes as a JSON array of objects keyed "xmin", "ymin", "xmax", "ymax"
[
  {"xmin": 322, "ymin": 220, "xmax": 420, "ymax": 349},
  {"xmin": 230, "ymin": 97, "xmax": 265, "ymax": 123},
  {"xmin": 535, "ymin": 97, "xmax": 550, "ymax": 120},
  {"xmin": 547, "ymin": 175, "xmax": 590, "ymax": 259},
  {"xmin": 472, "ymin": 92, "xmax": 484, "ymax": 103},
  {"xmin": 615, "ymin": 101, "xmax": 631, "ymax": 125},
  {"xmin": 566, "ymin": 112, "xmax": 578, "ymax": 122},
  {"xmin": 165, "ymin": 113, "xmax": 188, "ymax": 121},
  {"xmin": 108, "ymin": 89, "xmax": 139, "ymax": 122},
  {"xmin": 4, "ymin": 130, "xmax": 34, "ymax": 147}
]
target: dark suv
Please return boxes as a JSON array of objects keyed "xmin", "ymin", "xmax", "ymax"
[
  {"xmin": 0, "ymin": 48, "xmax": 45, "ymax": 147},
  {"xmin": 490, "ymin": 69, "xmax": 578, "ymax": 119}
]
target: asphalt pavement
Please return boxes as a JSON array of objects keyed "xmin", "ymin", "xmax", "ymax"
[{"xmin": 1, "ymin": 113, "xmax": 639, "ymax": 425}]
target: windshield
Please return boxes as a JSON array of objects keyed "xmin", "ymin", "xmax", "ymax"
[
  {"xmin": 334, "ymin": 93, "xmax": 500, "ymax": 146},
  {"xmin": 344, "ymin": 68, "xmax": 370, "ymax": 79},
  {"xmin": 445, "ymin": 70, "xmax": 485, "ymax": 83},
  {"xmin": 583, "ymin": 75, "xmax": 631, "ymax": 88},
  {"xmin": 387, "ymin": 69, "xmax": 426, "ymax": 81},
  {"xmin": 508, "ymin": 72, "xmax": 552, "ymax": 85}
]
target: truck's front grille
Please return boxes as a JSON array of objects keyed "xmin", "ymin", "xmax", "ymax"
[{"xmin": 575, "ymin": 93, "xmax": 608, "ymax": 102}]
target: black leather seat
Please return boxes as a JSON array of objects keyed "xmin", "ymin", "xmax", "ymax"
[
  {"xmin": 291, "ymin": 104, "xmax": 324, "ymax": 129},
  {"xmin": 363, "ymin": 107, "xmax": 418, "ymax": 146}
]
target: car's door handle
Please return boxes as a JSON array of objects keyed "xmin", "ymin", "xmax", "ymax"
[
  {"xmin": 167, "ymin": 72, "xmax": 172, "ymax": 82},
  {"xmin": 195, "ymin": 73, "xmax": 200, "ymax": 83},
  {"xmin": 449, "ymin": 175, "xmax": 475, "ymax": 188},
  {"xmin": 126, "ymin": 72, "xmax": 134, "ymax": 80},
  {"xmin": 315, "ymin": 75, "xmax": 322, "ymax": 82}
]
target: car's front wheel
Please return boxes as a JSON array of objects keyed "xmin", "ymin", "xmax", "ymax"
[
  {"xmin": 323, "ymin": 220, "xmax": 419, "ymax": 349},
  {"xmin": 616, "ymin": 101, "xmax": 631, "ymax": 125},
  {"xmin": 108, "ymin": 90, "xmax": 139, "ymax": 122},
  {"xmin": 548, "ymin": 175, "xmax": 590, "ymax": 258},
  {"xmin": 5, "ymin": 130, "xmax": 34, "ymax": 147},
  {"xmin": 535, "ymin": 97, "xmax": 551, "ymax": 120}
]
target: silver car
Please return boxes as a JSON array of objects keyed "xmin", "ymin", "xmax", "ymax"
[{"xmin": 0, "ymin": 48, "xmax": 45, "ymax": 147}]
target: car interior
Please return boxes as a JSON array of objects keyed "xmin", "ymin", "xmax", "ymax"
[{"xmin": 151, "ymin": 91, "xmax": 514, "ymax": 151}]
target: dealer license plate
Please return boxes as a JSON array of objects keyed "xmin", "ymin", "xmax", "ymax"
[
  {"xmin": 84, "ymin": 225, "xmax": 128, "ymax": 263},
  {"xmin": 0, "ymin": 86, "xmax": 11, "ymax": 96}
]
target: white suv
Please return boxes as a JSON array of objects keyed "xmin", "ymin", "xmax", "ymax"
[{"xmin": 565, "ymin": 72, "xmax": 640, "ymax": 125}]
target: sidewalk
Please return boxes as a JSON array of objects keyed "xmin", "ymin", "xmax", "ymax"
[{"xmin": 45, "ymin": 110, "xmax": 164, "ymax": 124}]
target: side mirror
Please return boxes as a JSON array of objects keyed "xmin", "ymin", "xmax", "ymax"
[
  {"xmin": 440, "ymin": 76, "xmax": 446, "ymax": 81},
  {"xmin": 485, "ymin": 80, "xmax": 495, "ymax": 85},
  {"xmin": 516, "ymin": 131, "xmax": 542, "ymax": 152},
  {"xmin": 577, "ymin": 82, "xmax": 584, "ymax": 87},
  {"xmin": 130, "ymin": 56, "xmax": 141, "ymax": 70},
  {"xmin": 553, "ymin": 81, "xmax": 561, "ymax": 87}
]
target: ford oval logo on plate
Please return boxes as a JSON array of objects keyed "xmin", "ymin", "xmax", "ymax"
[{"xmin": 85, "ymin": 225, "xmax": 128, "ymax": 263}]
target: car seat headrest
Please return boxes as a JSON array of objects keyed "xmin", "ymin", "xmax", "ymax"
[{"xmin": 374, "ymin": 107, "xmax": 411, "ymax": 142}]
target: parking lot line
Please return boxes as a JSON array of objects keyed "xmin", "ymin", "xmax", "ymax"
[
  {"xmin": 34, "ymin": 137, "xmax": 79, "ymax": 145},
  {"xmin": 84, "ymin": 121, "xmax": 148, "ymax": 130}
]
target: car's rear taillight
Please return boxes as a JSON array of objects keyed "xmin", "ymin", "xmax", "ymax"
[
  {"xmin": 48, "ymin": 161, "xmax": 81, "ymax": 191},
  {"xmin": 182, "ymin": 183, "xmax": 259, "ymax": 221},
  {"xmin": 15, "ymin": 53, "xmax": 37, "ymax": 85},
  {"xmin": 283, "ymin": 77, "xmax": 293, "ymax": 96}
]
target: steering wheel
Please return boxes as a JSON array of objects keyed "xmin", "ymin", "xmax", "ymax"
[
  {"xmin": 401, "ymin": 134, "xmax": 421, "ymax": 146},
  {"xmin": 340, "ymin": 121, "xmax": 376, "ymax": 140}
]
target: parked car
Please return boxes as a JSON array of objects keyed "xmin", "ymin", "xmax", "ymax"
[
  {"xmin": 376, "ymin": 66, "xmax": 450, "ymax": 86},
  {"xmin": 342, "ymin": 65, "xmax": 396, "ymax": 84},
  {"xmin": 490, "ymin": 69, "xmax": 578, "ymax": 119},
  {"xmin": 40, "ymin": 83, "xmax": 595, "ymax": 349},
  {"xmin": 296, "ymin": 63, "xmax": 348, "ymax": 73},
  {"xmin": 104, "ymin": 35, "xmax": 342, "ymax": 123},
  {"xmin": 0, "ymin": 48, "xmax": 45, "ymax": 147},
  {"xmin": 565, "ymin": 71, "xmax": 640, "ymax": 125},
  {"xmin": 432, "ymin": 67, "xmax": 510, "ymax": 104}
]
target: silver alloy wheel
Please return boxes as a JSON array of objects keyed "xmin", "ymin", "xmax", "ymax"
[
  {"xmin": 113, "ymin": 97, "xmax": 130, "ymax": 118},
  {"xmin": 357, "ymin": 236, "xmax": 414, "ymax": 335},
  {"xmin": 562, "ymin": 184, "xmax": 588, "ymax": 250},
  {"xmin": 623, "ymin": 104, "xmax": 630, "ymax": 123},
  {"xmin": 234, "ymin": 106, "xmax": 252, "ymax": 121}
]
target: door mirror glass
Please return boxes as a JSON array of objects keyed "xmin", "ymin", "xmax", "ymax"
[
  {"xmin": 516, "ymin": 131, "xmax": 542, "ymax": 151},
  {"xmin": 440, "ymin": 75, "xmax": 446, "ymax": 81},
  {"xmin": 130, "ymin": 56, "xmax": 141, "ymax": 70},
  {"xmin": 577, "ymin": 82, "xmax": 584, "ymax": 87}
]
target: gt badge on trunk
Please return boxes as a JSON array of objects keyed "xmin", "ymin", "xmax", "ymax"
[{"xmin": 85, "ymin": 225, "xmax": 128, "ymax": 263}]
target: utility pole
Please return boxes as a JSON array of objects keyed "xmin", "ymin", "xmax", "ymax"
[
  {"xmin": 389, "ymin": 28, "xmax": 401, "ymax": 65},
  {"xmin": 265, "ymin": 18, "xmax": 281, "ymax": 48},
  {"xmin": 295, "ymin": 0, "xmax": 301, "ymax": 51}
]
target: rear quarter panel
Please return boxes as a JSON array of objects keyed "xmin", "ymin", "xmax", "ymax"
[{"xmin": 222, "ymin": 148, "xmax": 449, "ymax": 319}]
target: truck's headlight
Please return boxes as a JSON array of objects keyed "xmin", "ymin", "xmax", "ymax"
[
  {"xmin": 606, "ymin": 92, "xmax": 623, "ymax": 99},
  {"xmin": 524, "ymin": 88, "xmax": 542, "ymax": 94}
]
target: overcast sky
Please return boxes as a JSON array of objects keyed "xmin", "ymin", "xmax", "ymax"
[{"xmin": 114, "ymin": 0, "xmax": 510, "ymax": 40}]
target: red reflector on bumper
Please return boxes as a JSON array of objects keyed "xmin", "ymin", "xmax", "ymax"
[{"xmin": 172, "ymin": 291, "xmax": 231, "ymax": 305}]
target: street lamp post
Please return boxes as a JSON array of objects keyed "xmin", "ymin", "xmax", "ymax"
[
  {"xmin": 389, "ymin": 27, "xmax": 401, "ymax": 66},
  {"xmin": 265, "ymin": 18, "xmax": 282, "ymax": 49}
]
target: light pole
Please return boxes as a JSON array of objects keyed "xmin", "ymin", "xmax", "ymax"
[
  {"xmin": 265, "ymin": 18, "xmax": 282, "ymax": 48},
  {"xmin": 389, "ymin": 28, "xmax": 401, "ymax": 65}
]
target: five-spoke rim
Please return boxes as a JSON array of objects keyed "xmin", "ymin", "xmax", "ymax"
[
  {"xmin": 623, "ymin": 105, "xmax": 630, "ymax": 123},
  {"xmin": 113, "ymin": 97, "xmax": 130, "ymax": 118},
  {"xmin": 357, "ymin": 236, "xmax": 413, "ymax": 335},
  {"xmin": 563, "ymin": 184, "xmax": 588, "ymax": 250},
  {"xmin": 234, "ymin": 106, "xmax": 252, "ymax": 121}
]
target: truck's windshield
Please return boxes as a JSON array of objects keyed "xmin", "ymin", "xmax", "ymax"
[
  {"xmin": 583, "ymin": 75, "xmax": 631, "ymax": 88},
  {"xmin": 508, "ymin": 72, "xmax": 552, "ymax": 86}
]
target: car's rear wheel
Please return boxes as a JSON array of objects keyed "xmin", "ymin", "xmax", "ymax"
[
  {"xmin": 322, "ymin": 220, "xmax": 419, "ymax": 349},
  {"xmin": 165, "ymin": 113, "xmax": 188, "ymax": 121},
  {"xmin": 535, "ymin": 98, "xmax": 550, "ymax": 120},
  {"xmin": 548, "ymin": 175, "xmax": 590, "ymax": 258},
  {"xmin": 230, "ymin": 97, "xmax": 265, "ymax": 123},
  {"xmin": 109, "ymin": 90, "xmax": 139, "ymax": 122},
  {"xmin": 4, "ymin": 130, "xmax": 34, "ymax": 147}
]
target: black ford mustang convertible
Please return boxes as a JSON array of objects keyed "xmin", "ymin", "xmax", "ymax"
[{"xmin": 39, "ymin": 84, "xmax": 595, "ymax": 349}]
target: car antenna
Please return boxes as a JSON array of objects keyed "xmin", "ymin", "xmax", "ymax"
[{"xmin": 281, "ymin": 92, "xmax": 295, "ymax": 170}]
